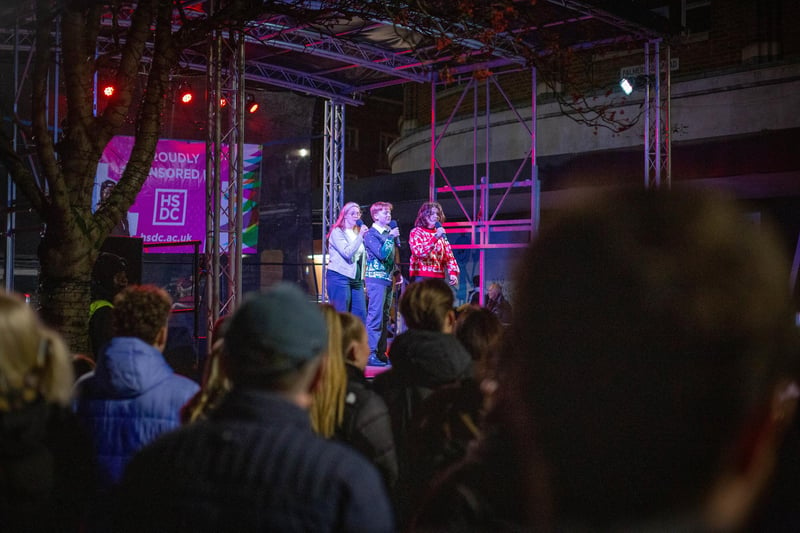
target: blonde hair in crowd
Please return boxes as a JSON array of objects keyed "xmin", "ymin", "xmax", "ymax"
[
  {"xmin": 310, "ymin": 304, "xmax": 348, "ymax": 438},
  {"xmin": 0, "ymin": 291, "xmax": 73, "ymax": 411},
  {"xmin": 181, "ymin": 316, "xmax": 232, "ymax": 424},
  {"xmin": 399, "ymin": 278, "xmax": 454, "ymax": 331},
  {"xmin": 339, "ymin": 311, "xmax": 366, "ymax": 360}
]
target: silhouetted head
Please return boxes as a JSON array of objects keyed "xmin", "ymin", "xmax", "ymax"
[
  {"xmin": 504, "ymin": 187, "xmax": 800, "ymax": 529},
  {"xmin": 224, "ymin": 283, "xmax": 327, "ymax": 392},
  {"xmin": 400, "ymin": 278, "xmax": 455, "ymax": 332},
  {"xmin": 112, "ymin": 285, "xmax": 172, "ymax": 345}
]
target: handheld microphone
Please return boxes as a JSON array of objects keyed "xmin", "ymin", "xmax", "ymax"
[
  {"xmin": 389, "ymin": 220, "xmax": 401, "ymax": 248},
  {"xmin": 434, "ymin": 221, "xmax": 448, "ymax": 241},
  {"xmin": 356, "ymin": 219, "xmax": 364, "ymax": 227}
]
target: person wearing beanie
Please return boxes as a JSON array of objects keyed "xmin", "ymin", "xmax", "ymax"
[{"xmin": 113, "ymin": 283, "xmax": 394, "ymax": 532}]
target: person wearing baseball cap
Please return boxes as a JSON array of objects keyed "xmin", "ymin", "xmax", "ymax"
[{"xmin": 114, "ymin": 283, "xmax": 395, "ymax": 532}]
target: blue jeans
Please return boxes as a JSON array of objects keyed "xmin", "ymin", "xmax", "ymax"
[
  {"xmin": 365, "ymin": 278, "xmax": 393, "ymax": 358},
  {"xmin": 326, "ymin": 270, "xmax": 366, "ymax": 323}
]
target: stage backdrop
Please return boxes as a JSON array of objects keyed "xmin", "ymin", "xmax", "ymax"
[{"xmin": 93, "ymin": 136, "xmax": 262, "ymax": 254}]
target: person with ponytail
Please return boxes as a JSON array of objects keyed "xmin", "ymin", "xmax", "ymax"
[
  {"xmin": 0, "ymin": 291, "xmax": 97, "ymax": 532},
  {"xmin": 310, "ymin": 304, "xmax": 348, "ymax": 438},
  {"xmin": 336, "ymin": 311, "xmax": 398, "ymax": 493}
]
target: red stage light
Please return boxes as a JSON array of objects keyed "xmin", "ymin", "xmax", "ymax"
[
  {"xmin": 102, "ymin": 85, "xmax": 115, "ymax": 97},
  {"xmin": 246, "ymin": 94, "xmax": 259, "ymax": 114},
  {"xmin": 179, "ymin": 89, "xmax": 193, "ymax": 104},
  {"xmin": 219, "ymin": 97, "xmax": 228, "ymax": 107}
]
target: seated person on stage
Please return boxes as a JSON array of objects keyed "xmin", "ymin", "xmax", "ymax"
[{"xmin": 484, "ymin": 282, "xmax": 512, "ymax": 325}]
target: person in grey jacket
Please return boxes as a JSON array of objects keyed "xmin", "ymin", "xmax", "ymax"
[{"xmin": 326, "ymin": 201, "xmax": 368, "ymax": 323}]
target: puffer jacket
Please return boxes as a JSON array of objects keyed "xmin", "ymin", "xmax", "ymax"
[
  {"xmin": 373, "ymin": 329, "xmax": 471, "ymax": 462},
  {"xmin": 336, "ymin": 364, "xmax": 398, "ymax": 491},
  {"xmin": 73, "ymin": 337, "xmax": 199, "ymax": 487},
  {"xmin": 372, "ymin": 329, "xmax": 472, "ymax": 523}
]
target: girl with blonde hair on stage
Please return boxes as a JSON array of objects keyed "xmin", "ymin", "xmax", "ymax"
[{"xmin": 326, "ymin": 201, "xmax": 369, "ymax": 322}]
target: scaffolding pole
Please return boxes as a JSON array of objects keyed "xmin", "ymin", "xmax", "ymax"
[
  {"xmin": 430, "ymin": 67, "xmax": 538, "ymax": 300},
  {"xmin": 321, "ymin": 99, "xmax": 345, "ymax": 302},
  {"xmin": 205, "ymin": 13, "xmax": 246, "ymax": 345},
  {"xmin": 644, "ymin": 40, "xmax": 671, "ymax": 189}
]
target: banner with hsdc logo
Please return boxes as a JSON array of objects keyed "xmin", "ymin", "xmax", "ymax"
[{"xmin": 93, "ymin": 136, "xmax": 262, "ymax": 254}]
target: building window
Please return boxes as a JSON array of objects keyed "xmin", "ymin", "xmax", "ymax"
[
  {"xmin": 685, "ymin": 1, "xmax": 711, "ymax": 34},
  {"xmin": 378, "ymin": 132, "xmax": 397, "ymax": 155},
  {"xmin": 652, "ymin": 1, "xmax": 711, "ymax": 36},
  {"xmin": 377, "ymin": 132, "xmax": 398, "ymax": 171}
]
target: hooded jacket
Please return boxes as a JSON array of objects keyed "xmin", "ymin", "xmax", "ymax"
[
  {"xmin": 73, "ymin": 337, "xmax": 199, "ymax": 487},
  {"xmin": 372, "ymin": 329, "xmax": 472, "ymax": 522},
  {"xmin": 373, "ymin": 330, "xmax": 471, "ymax": 458}
]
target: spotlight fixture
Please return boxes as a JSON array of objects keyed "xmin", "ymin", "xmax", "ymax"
[
  {"xmin": 178, "ymin": 83, "xmax": 194, "ymax": 104},
  {"xmin": 619, "ymin": 74, "xmax": 651, "ymax": 95},
  {"xmin": 219, "ymin": 97, "xmax": 228, "ymax": 108},
  {"xmin": 102, "ymin": 84, "xmax": 115, "ymax": 97},
  {"xmin": 246, "ymin": 94, "xmax": 259, "ymax": 114}
]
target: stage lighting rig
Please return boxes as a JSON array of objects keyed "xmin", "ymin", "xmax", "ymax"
[
  {"xmin": 246, "ymin": 94, "xmax": 259, "ymax": 114},
  {"xmin": 619, "ymin": 74, "xmax": 651, "ymax": 95},
  {"xmin": 177, "ymin": 82, "xmax": 194, "ymax": 104}
]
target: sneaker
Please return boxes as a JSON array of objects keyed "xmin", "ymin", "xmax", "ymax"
[{"xmin": 368, "ymin": 354, "xmax": 389, "ymax": 367}]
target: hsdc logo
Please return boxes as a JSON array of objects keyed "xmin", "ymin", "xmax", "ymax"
[{"xmin": 153, "ymin": 189, "xmax": 187, "ymax": 226}]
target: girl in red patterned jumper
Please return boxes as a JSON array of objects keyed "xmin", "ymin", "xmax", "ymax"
[{"xmin": 408, "ymin": 201, "xmax": 460, "ymax": 286}]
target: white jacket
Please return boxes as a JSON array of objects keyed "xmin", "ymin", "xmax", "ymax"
[{"xmin": 327, "ymin": 226, "xmax": 366, "ymax": 280}]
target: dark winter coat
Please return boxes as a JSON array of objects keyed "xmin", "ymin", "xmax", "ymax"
[
  {"xmin": 0, "ymin": 401, "xmax": 97, "ymax": 532},
  {"xmin": 373, "ymin": 329, "xmax": 472, "ymax": 453},
  {"xmin": 337, "ymin": 363, "xmax": 398, "ymax": 491},
  {"xmin": 113, "ymin": 387, "xmax": 395, "ymax": 533},
  {"xmin": 372, "ymin": 329, "xmax": 472, "ymax": 523}
]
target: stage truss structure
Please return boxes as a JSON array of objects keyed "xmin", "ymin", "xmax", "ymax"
[{"xmin": 0, "ymin": 1, "xmax": 672, "ymax": 347}]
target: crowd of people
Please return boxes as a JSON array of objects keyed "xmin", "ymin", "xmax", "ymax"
[{"xmin": 1, "ymin": 187, "xmax": 800, "ymax": 532}]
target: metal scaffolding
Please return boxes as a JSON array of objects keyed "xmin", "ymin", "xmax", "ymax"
[
  {"xmin": 0, "ymin": 0, "xmax": 672, "ymax": 342},
  {"xmin": 205, "ymin": 16, "xmax": 246, "ymax": 338},
  {"xmin": 320, "ymin": 100, "xmax": 346, "ymax": 302},
  {"xmin": 428, "ymin": 67, "xmax": 538, "ymax": 305},
  {"xmin": 644, "ymin": 40, "xmax": 672, "ymax": 189}
]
